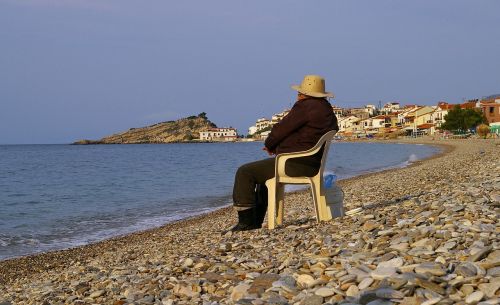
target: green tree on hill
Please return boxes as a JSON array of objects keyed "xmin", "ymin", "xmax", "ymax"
[{"xmin": 440, "ymin": 105, "xmax": 487, "ymax": 133}]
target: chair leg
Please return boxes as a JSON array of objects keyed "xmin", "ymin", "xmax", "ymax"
[
  {"xmin": 316, "ymin": 175, "xmax": 332, "ymax": 222},
  {"xmin": 265, "ymin": 179, "xmax": 276, "ymax": 229},
  {"xmin": 319, "ymin": 192, "xmax": 332, "ymax": 221},
  {"xmin": 309, "ymin": 182, "xmax": 321, "ymax": 223},
  {"xmin": 310, "ymin": 180, "xmax": 329, "ymax": 222},
  {"xmin": 276, "ymin": 183, "xmax": 285, "ymax": 226}
]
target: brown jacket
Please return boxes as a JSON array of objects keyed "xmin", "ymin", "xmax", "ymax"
[{"xmin": 264, "ymin": 97, "xmax": 338, "ymax": 155}]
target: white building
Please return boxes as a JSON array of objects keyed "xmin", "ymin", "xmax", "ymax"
[
  {"xmin": 248, "ymin": 118, "xmax": 271, "ymax": 136},
  {"xmin": 365, "ymin": 104, "xmax": 377, "ymax": 116},
  {"xmin": 248, "ymin": 109, "xmax": 290, "ymax": 137},
  {"xmin": 433, "ymin": 102, "xmax": 453, "ymax": 128},
  {"xmin": 199, "ymin": 128, "xmax": 238, "ymax": 141},
  {"xmin": 248, "ymin": 126, "xmax": 258, "ymax": 136},
  {"xmin": 370, "ymin": 115, "xmax": 391, "ymax": 129},
  {"xmin": 338, "ymin": 116, "xmax": 361, "ymax": 133},
  {"xmin": 270, "ymin": 109, "xmax": 290, "ymax": 125},
  {"xmin": 348, "ymin": 108, "xmax": 370, "ymax": 120},
  {"xmin": 381, "ymin": 102, "xmax": 401, "ymax": 114},
  {"xmin": 398, "ymin": 106, "xmax": 419, "ymax": 126},
  {"xmin": 256, "ymin": 117, "xmax": 271, "ymax": 130},
  {"xmin": 259, "ymin": 130, "xmax": 271, "ymax": 140},
  {"xmin": 331, "ymin": 105, "xmax": 344, "ymax": 119}
]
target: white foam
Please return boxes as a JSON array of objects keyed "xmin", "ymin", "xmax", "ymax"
[{"xmin": 408, "ymin": 154, "xmax": 418, "ymax": 162}]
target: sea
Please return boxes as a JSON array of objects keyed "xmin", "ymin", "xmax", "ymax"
[{"xmin": 0, "ymin": 142, "xmax": 440, "ymax": 260}]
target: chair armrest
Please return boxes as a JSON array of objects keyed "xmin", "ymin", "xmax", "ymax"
[
  {"xmin": 274, "ymin": 130, "xmax": 337, "ymax": 178},
  {"xmin": 274, "ymin": 149, "xmax": 315, "ymax": 176}
]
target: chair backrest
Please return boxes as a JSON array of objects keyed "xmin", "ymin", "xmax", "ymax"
[
  {"xmin": 316, "ymin": 130, "xmax": 337, "ymax": 177},
  {"xmin": 274, "ymin": 130, "xmax": 337, "ymax": 179}
]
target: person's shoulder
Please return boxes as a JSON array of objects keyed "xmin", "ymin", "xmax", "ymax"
[
  {"xmin": 304, "ymin": 97, "xmax": 328, "ymax": 103},
  {"xmin": 303, "ymin": 97, "xmax": 330, "ymax": 107}
]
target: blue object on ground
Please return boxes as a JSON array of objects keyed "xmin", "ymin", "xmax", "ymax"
[{"xmin": 324, "ymin": 174, "xmax": 337, "ymax": 189}]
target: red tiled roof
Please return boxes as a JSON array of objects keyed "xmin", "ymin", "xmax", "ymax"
[
  {"xmin": 460, "ymin": 102, "xmax": 477, "ymax": 109},
  {"xmin": 437, "ymin": 102, "xmax": 456, "ymax": 110},
  {"xmin": 417, "ymin": 123, "xmax": 435, "ymax": 129}
]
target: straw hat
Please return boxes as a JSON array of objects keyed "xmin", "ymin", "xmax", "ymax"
[{"xmin": 291, "ymin": 75, "xmax": 334, "ymax": 98}]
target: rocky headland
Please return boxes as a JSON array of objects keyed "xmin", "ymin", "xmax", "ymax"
[
  {"xmin": 0, "ymin": 138, "xmax": 499, "ymax": 305},
  {"xmin": 73, "ymin": 113, "xmax": 217, "ymax": 144}
]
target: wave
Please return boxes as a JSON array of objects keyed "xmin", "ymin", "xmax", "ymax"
[{"xmin": 0, "ymin": 202, "xmax": 231, "ymax": 261}]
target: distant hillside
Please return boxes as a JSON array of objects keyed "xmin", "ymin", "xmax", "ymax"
[
  {"xmin": 74, "ymin": 113, "xmax": 217, "ymax": 144},
  {"xmin": 483, "ymin": 94, "xmax": 500, "ymax": 100}
]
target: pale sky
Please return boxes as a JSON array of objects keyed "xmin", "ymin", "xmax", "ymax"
[{"xmin": 1, "ymin": 0, "xmax": 499, "ymax": 144}]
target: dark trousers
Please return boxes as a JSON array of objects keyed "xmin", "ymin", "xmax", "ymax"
[{"xmin": 232, "ymin": 157, "xmax": 320, "ymax": 208}]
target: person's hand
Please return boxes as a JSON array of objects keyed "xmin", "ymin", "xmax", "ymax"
[{"xmin": 262, "ymin": 146, "xmax": 275, "ymax": 156}]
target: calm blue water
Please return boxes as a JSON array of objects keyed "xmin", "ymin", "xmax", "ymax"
[{"xmin": 0, "ymin": 142, "xmax": 439, "ymax": 260}]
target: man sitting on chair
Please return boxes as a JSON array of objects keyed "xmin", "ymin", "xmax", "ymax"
[{"xmin": 231, "ymin": 75, "xmax": 339, "ymax": 231}]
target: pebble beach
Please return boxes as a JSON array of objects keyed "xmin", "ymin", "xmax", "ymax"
[{"xmin": 1, "ymin": 138, "xmax": 499, "ymax": 305}]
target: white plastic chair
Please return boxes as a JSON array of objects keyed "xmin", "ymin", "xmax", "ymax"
[{"xmin": 265, "ymin": 130, "xmax": 337, "ymax": 229}]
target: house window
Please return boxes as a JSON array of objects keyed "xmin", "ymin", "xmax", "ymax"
[{"xmin": 490, "ymin": 107, "xmax": 494, "ymax": 114}]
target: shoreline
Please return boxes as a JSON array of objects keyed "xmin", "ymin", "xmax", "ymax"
[
  {"xmin": 0, "ymin": 140, "xmax": 454, "ymax": 284},
  {"xmin": 2, "ymin": 138, "xmax": 498, "ymax": 305},
  {"xmin": 0, "ymin": 139, "xmax": 451, "ymax": 282},
  {"xmin": 0, "ymin": 140, "xmax": 445, "ymax": 264}
]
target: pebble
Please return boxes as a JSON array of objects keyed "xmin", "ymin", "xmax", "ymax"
[
  {"xmin": 469, "ymin": 246, "xmax": 493, "ymax": 262},
  {"xmin": 218, "ymin": 243, "xmax": 232, "ymax": 252},
  {"xmin": 248, "ymin": 273, "xmax": 280, "ymax": 295},
  {"xmin": 456, "ymin": 262, "xmax": 478, "ymax": 277},
  {"xmin": 231, "ymin": 284, "xmax": 251, "ymax": 302},
  {"xmin": 358, "ymin": 277, "xmax": 374, "ymax": 290},
  {"xmin": 415, "ymin": 262, "xmax": 446, "ymax": 276},
  {"xmin": 465, "ymin": 291, "xmax": 484, "ymax": 304},
  {"xmin": 378, "ymin": 257, "xmax": 404, "ymax": 268},
  {"xmin": 345, "ymin": 285, "xmax": 359, "ymax": 297},
  {"xmin": 478, "ymin": 282, "xmax": 500, "ymax": 298},
  {"xmin": 375, "ymin": 288, "xmax": 404, "ymax": 299},
  {"xmin": 363, "ymin": 220, "xmax": 379, "ymax": 232},
  {"xmin": 89, "ymin": 290, "xmax": 105, "ymax": 298},
  {"xmin": 416, "ymin": 278, "xmax": 446, "ymax": 295},
  {"xmin": 300, "ymin": 294, "xmax": 323, "ymax": 305},
  {"xmin": 421, "ymin": 297, "xmax": 442, "ymax": 305},
  {"xmin": 370, "ymin": 266, "xmax": 397, "ymax": 280},
  {"xmin": 487, "ymin": 267, "xmax": 500, "ymax": 277},
  {"xmin": 297, "ymin": 274, "xmax": 315, "ymax": 288},
  {"xmin": 315, "ymin": 287, "xmax": 335, "ymax": 297},
  {"xmin": 182, "ymin": 258, "xmax": 194, "ymax": 268}
]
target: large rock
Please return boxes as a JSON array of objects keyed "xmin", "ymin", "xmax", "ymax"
[{"xmin": 74, "ymin": 114, "xmax": 218, "ymax": 144}]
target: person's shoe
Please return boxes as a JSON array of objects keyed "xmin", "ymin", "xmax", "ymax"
[
  {"xmin": 254, "ymin": 184, "xmax": 268, "ymax": 227},
  {"xmin": 230, "ymin": 222, "xmax": 259, "ymax": 232},
  {"xmin": 230, "ymin": 208, "xmax": 260, "ymax": 232}
]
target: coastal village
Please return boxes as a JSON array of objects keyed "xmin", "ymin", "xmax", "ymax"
[{"xmin": 201, "ymin": 95, "xmax": 500, "ymax": 141}]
